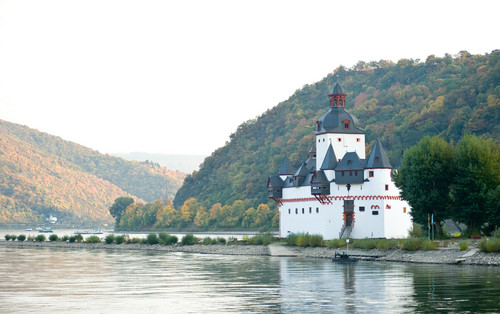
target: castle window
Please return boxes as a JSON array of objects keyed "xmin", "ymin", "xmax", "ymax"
[
  {"xmin": 357, "ymin": 138, "xmax": 361, "ymax": 142},
  {"xmin": 385, "ymin": 184, "xmax": 389, "ymax": 191},
  {"xmin": 316, "ymin": 121, "xmax": 320, "ymax": 131},
  {"xmin": 302, "ymin": 208, "xmax": 304, "ymax": 214},
  {"xmin": 316, "ymin": 207, "xmax": 319, "ymax": 213},
  {"xmin": 288, "ymin": 208, "xmax": 291, "ymax": 214},
  {"xmin": 349, "ymin": 171, "xmax": 353, "ymax": 176},
  {"xmin": 344, "ymin": 122, "xmax": 349, "ymax": 128},
  {"xmin": 342, "ymin": 171, "xmax": 345, "ymax": 176},
  {"xmin": 309, "ymin": 207, "xmax": 312, "ymax": 213},
  {"xmin": 369, "ymin": 171, "xmax": 374, "ymax": 177},
  {"xmin": 338, "ymin": 138, "xmax": 342, "ymax": 142},
  {"xmin": 359, "ymin": 206, "xmax": 365, "ymax": 212},
  {"xmin": 295, "ymin": 208, "xmax": 298, "ymax": 214},
  {"xmin": 372, "ymin": 211, "xmax": 379, "ymax": 215},
  {"xmin": 355, "ymin": 171, "xmax": 358, "ymax": 176},
  {"xmin": 347, "ymin": 160, "xmax": 352, "ymax": 165},
  {"xmin": 375, "ymin": 157, "xmax": 380, "ymax": 163},
  {"xmin": 403, "ymin": 207, "xmax": 407, "ymax": 213}
]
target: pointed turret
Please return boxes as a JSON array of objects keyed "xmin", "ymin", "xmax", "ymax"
[
  {"xmin": 365, "ymin": 139, "xmax": 392, "ymax": 169},
  {"xmin": 320, "ymin": 143, "xmax": 338, "ymax": 170},
  {"xmin": 329, "ymin": 82, "xmax": 347, "ymax": 108},
  {"xmin": 278, "ymin": 155, "xmax": 295, "ymax": 176},
  {"xmin": 293, "ymin": 163, "xmax": 309, "ymax": 187}
]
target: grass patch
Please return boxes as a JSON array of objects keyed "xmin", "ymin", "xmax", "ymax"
[
  {"xmin": 459, "ymin": 240, "xmax": 469, "ymax": 251},
  {"xmin": 479, "ymin": 237, "xmax": 500, "ymax": 252},
  {"xmin": 286, "ymin": 233, "xmax": 324, "ymax": 247},
  {"xmin": 246, "ymin": 233, "xmax": 275, "ymax": 245},
  {"xmin": 402, "ymin": 238, "xmax": 437, "ymax": 251}
]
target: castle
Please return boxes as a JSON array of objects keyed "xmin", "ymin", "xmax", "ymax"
[{"xmin": 267, "ymin": 83, "xmax": 412, "ymax": 239}]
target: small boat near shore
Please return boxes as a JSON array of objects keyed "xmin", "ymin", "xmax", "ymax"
[
  {"xmin": 332, "ymin": 251, "xmax": 358, "ymax": 263},
  {"xmin": 74, "ymin": 230, "xmax": 103, "ymax": 235},
  {"xmin": 24, "ymin": 228, "xmax": 33, "ymax": 231},
  {"xmin": 39, "ymin": 227, "xmax": 53, "ymax": 233}
]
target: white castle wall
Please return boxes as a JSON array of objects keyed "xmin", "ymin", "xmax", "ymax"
[{"xmin": 316, "ymin": 133, "xmax": 365, "ymax": 169}]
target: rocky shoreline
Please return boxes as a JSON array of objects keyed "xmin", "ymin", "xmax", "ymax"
[{"xmin": 1, "ymin": 240, "xmax": 499, "ymax": 266}]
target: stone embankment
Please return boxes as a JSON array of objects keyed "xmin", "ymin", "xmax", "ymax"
[{"xmin": 1, "ymin": 240, "xmax": 499, "ymax": 266}]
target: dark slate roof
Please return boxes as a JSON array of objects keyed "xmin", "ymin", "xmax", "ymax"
[
  {"xmin": 365, "ymin": 139, "xmax": 392, "ymax": 169},
  {"xmin": 320, "ymin": 143, "xmax": 338, "ymax": 170},
  {"xmin": 267, "ymin": 175, "xmax": 284, "ymax": 188},
  {"xmin": 294, "ymin": 162, "xmax": 309, "ymax": 178},
  {"xmin": 311, "ymin": 170, "xmax": 329, "ymax": 184},
  {"xmin": 305, "ymin": 156, "xmax": 316, "ymax": 172},
  {"xmin": 315, "ymin": 107, "xmax": 364, "ymax": 134},
  {"xmin": 278, "ymin": 155, "xmax": 295, "ymax": 175},
  {"xmin": 307, "ymin": 144, "xmax": 316, "ymax": 156},
  {"xmin": 335, "ymin": 152, "xmax": 365, "ymax": 171},
  {"xmin": 331, "ymin": 82, "xmax": 345, "ymax": 95}
]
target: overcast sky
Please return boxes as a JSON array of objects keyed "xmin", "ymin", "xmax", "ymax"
[{"xmin": 0, "ymin": 0, "xmax": 498, "ymax": 156}]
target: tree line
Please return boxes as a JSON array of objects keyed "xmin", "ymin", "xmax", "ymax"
[
  {"xmin": 395, "ymin": 134, "xmax": 500, "ymax": 236},
  {"xmin": 109, "ymin": 196, "xmax": 278, "ymax": 231}
]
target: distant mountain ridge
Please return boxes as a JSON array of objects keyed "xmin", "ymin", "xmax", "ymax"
[
  {"xmin": 113, "ymin": 152, "xmax": 205, "ymax": 173},
  {"xmin": 0, "ymin": 120, "xmax": 186, "ymax": 224}
]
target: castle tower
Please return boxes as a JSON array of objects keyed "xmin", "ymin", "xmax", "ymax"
[{"xmin": 315, "ymin": 83, "xmax": 365, "ymax": 171}]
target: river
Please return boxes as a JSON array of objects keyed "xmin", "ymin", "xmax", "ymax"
[{"xmin": 0, "ymin": 246, "xmax": 499, "ymax": 313}]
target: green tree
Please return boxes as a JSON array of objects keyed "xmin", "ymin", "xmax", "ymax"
[
  {"xmin": 109, "ymin": 196, "xmax": 134, "ymax": 224},
  {"xmin": 395, "ymin": 136, "xmax": 455, "ymax": 235},
  {"xmin": 451, "ymin": 135, "xmax": 500, "ymax": 232}
]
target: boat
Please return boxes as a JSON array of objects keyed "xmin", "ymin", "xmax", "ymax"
[
  {"xmin": 39, "ymin": 227, "xmax": 53, "ymax": 233},
  {"xmin": 332, "ymin": 251, "xmax": 358, "ymax": 263},
  {"xmin": 74, "ymin": 230, "xmax": 103, "ymax": 235},
  {"xmin": 24, "ymin": 228, "xmax": 33, "ymax": 231}
]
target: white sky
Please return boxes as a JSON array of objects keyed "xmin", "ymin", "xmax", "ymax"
[{"xmin": 0, "ymin": 0, "xmax": 498, "ymax": 156}]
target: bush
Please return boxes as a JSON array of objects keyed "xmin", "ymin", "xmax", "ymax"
[
  {"xmin": 158, "ymin": 233, "xmax": 177, "ymax": 245},
  {"xmin": 49, "ymin": 234, "xmax": 59, "ymax": 242},
  {"xmin": 127, "ymin": 237, "xmax": 142, "ymax": 244},
  {"xmin": 27, "ymin": 236, "xmax": 35, "ymax": 241},
  {"xmin": 75, "ymin": 234, "xmax": 84, "ymax": 243},
  {"xmin": 17, "ymin": 234, "xmax": 26, "ymax": 242},
  {"xmin": 35, "ymin": 235, "xmax": 46, "ymax": 242},
  {"xmin": 409, "ymin": 223, "xmax": 423, "ymax": 238},
  {"xmin": 114, "ymin": 235, "xmax": 126, "ymax": 244},
  {"xmin": 202, "ymin": 237, "xmax": 212, "ymax": 245},
  {"xmin": 492, "ymin": 228, "xmax": 500, "ymax": 238},
  {"xmin": 217, "ymin": 237, "xmax": 226, "ymax": 245},
  {"xmin": 68, "ymin": 235, "xmax": 77, "ymax": 243},
  {"xmin": 181, "ymin": 233, "xmax": 199, "ymax": 245},
  {"xmin": 61, "ymin": 235, "xmax": 69, "ymax": 242},
  {"xmin": 4, "ymin": 234, "xmax": 12, "ymax": 241},
  {"xmin": 286, "ymin": 233, "xmax": 299, "ymax": 246},
  {"xmin": 479, "ymin": 237, "xmax": 500, "ymax": 252},
  {"xmin": 459, "ymin": 240, "xmax": 469, "ymax": 251},
  {"xmin": 247, "ymin": 233, "xmax": 274, "ymax": 245},
  {"xmin": 146, "ymin": 233, "xmax": 159, "ymax": 245},
  {"xmin": 86, "ymin": 236, "xmax": 100, "ymax": 243},
  {"xmin": 105, "ymin": 234, "xmax": 115, "ymax": 244}
]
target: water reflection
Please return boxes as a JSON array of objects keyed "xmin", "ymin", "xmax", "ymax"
[{"xmin": 0, "ymin": 247, "xmax": 499, "ymax": 313}]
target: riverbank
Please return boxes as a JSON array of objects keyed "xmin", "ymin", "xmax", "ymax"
[{"xmin": 2, "ymin": 240, "xmax": 499, "ymax": 266}]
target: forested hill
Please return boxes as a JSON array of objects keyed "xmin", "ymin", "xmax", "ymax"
[
  {"xmin": 0, "ymin": 120, "xmax": 186, "ymax": 224},
  {"xmin": 174, "ymin": 50, "xmax": 499, "ymax": 209}
]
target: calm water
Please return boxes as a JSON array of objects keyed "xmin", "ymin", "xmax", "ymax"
[{"xmin": 0, "ymin": 247, "xmax": 499, "ymax": 313}]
